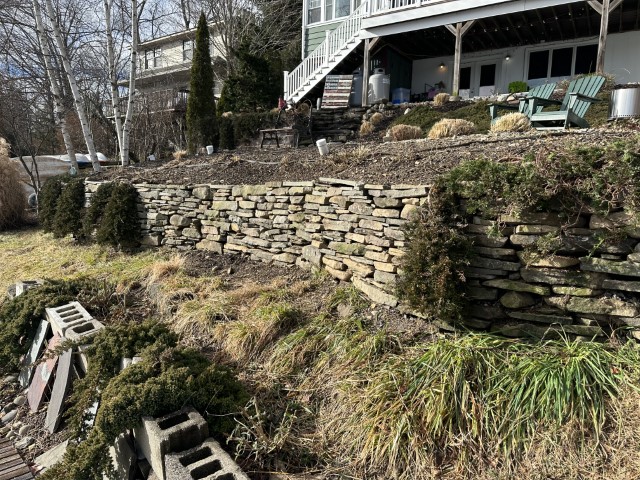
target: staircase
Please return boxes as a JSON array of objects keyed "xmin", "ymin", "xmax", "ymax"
[{"xmin": 284, "ymin": 1, "xmax": 369, "ymax": 103}]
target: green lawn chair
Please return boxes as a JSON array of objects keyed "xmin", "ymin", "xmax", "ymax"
[
  {"xmin": 529, "ymin": 75, "xmax": 606, "ymax": 129},
  {"xmin": 488, "ymin": 83, "xmax": 556, "ymax": 123}
]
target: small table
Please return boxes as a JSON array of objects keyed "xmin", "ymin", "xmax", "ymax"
[{"xmin": 259, "ymin": 128, "xmax": 298, "ymax": 148}]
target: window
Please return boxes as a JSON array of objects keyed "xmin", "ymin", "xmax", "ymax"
[
  {"xmin": 153, "ymin": 47, "xmax": 162, "ymax": 67},
  {"xmin": 528, "ymin": 50, "xmax": 549, "ymax": 80},
  {"xmin": 550, "ymin": 47, "xmax": 572, "ymax": 77},
  {"xmin": 480, "ymin": 64, "xmax": 496, "ymax": 87},
  {"xmin": 528, "ymin": 44, "xmax": 598, "ymax": 81},
  {"xmin": 183, "ymin": 40, "xmax": 193, "ymax": 61},
  {"xmin": 308, "ymin": 0, "xmax": 321, "ymax": 23},
  {"xmin": 308, "ymin": 0, "xmax": 350, "ymax": 24},
  {"xmin": 460, "ymin": 67, "xmax": 471, "ymax": 90},
  {"xmin": 575, "ymin": 44, "xmax": 598, "ymax": 75},
  {"xmin": 144, "ymin": 50, "xmax": 151, "ymax": 69}
]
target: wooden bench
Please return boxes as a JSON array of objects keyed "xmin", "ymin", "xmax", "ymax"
[{"xmin": 259, "ymin": 127, "xmax": 298, "ymax": 148}]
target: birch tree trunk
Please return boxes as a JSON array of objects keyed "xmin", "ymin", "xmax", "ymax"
[
  {"xmin": 103, "ymin": 0, "xmax": 124, "ymax": 165},
  {"xmin": 43, "ymin": 0, "xmax": 102, "ymax": 172},
  {"xmin": 32, "ymin": 0, "xmax": 79, "ymax": 172},
  {"xmin": 120, "ymin": 0, "xmax": 138, "ymax": 167}
]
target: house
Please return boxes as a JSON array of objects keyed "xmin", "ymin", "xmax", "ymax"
[
  {"xmin": 285, "ymin": 0, "xmax": 639, "ymax": 104},
  {"xmin": 110, "ymin": 24, "xmax": 226, "ymax": 116}
]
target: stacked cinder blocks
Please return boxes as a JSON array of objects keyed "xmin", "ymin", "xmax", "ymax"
[
  {"xmin": 133, "ymin": 407, "xmax": 209, "ymax": 480},
  {"xmin": 164, "ymin": 438, "xmax": 250, "ymax": 480},
  {"xmin": 45, "ymin": 302, "xmax": 104, "ymax": 340},
  {"xmin": 85, "ymin": 179, "xmax": 640, "ymax": 338}
]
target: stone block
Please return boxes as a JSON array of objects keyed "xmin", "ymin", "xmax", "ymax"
[
  {"xmin": 506, "ymin": 311, "xmax": 573, "ymax": 325},
  {"xmin": 45, "ymin": 302, "xmax": 93, "ymax": 337},
  {"xmin": 470, "ymin": 234, "xmax": 509, "ymax": 248},
  {"xmin": 400, "ymin": 204, "xmax": 419, "ymax": 220},
  {"xmin": 483, "ymin": 279, "xmax": 550, "ymax": 296},
  {"xmin": 344, "ymin": 258, "xmax": 374, "ymax": 277},
  {"xmin": 192, "ymin": 186, "xmax": 212, "ymax": 200},
  {"xmin": 602, "ymin": 278, "xmax": 640, "ymax": 293},
  {"xmin": 580, "ymin": 257, "xmax": 640, "ymax": 278},
  {"xmin": 210, "ymin": 201, "xmax": 238, "ymax": 211},
  {"xmin": 326, "ymin": 267, "xmax": 352, "ymax": 282},
  {"xmin": 353, "ymin": 277, "xmax": 398, "ymax": 307},
  {"xmin": 516, "ymin": 252, "xmax": 579, "ymax": 268},
  {"xmin": 520, "ymin": 267, "xmax": 606, "ymax": 288},
  {"xmin": 380, "ymin": 187, "xmax": 427, "ymax": 199},
  {"xmin": 196, "ymin": 240, "xmax": 223, "ymax": 254},
  {"xmin": 545, "ymin": 296, "xmax": 638, "ymax": 317},
  {"xmin": 164, "ymin": 438, "xmax": 250, "ymax": 480},
  {"xmin": 169, "ymin": 215, "xmax": 191, "ymax": 227},
  {"xmin": 468, "ymin": 257, "xmax": 520, "ymax": 272},
  {"xmin": 232, "ymin": 185, "xmax": 268, "ymax": 197},
  {"xmin": 500, "ymin": 292, "xmax": 536, "ymax": 309},
  {"xmin": 551, "ymin": 286, "xmax": 601, "ymax": 297},
  {"xmin": 133, "ymin": 407, "xmax": 209, "ymax": 480},
  {"xmin": 372, "ymin": 208, "xmax": 400, "ymax": 219},
  {"xmin": 305, "ymin": 194, "xmax": 328, "ymax": 205},
  {"xmin": 323, "ymin": 219, "xmax": 352, "ymax": 232},
  {"xmin": 14, "ymin": 280, "xmax": 43, "ymax": 297},
  {"xmin": 328, "ymin": 242, "xmax": 365, "ymax": 256},
  {"xmin": 358, "ymin": 219, "xmax": 384, "ymax": 231},
  {"xmin": 302, "ymin": 246, "xmax": 322, "ymax": 266}
]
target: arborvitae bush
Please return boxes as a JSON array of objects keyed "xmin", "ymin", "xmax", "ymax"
[
  {"xmin": 82, "ymin": 182, "xmax": 115, "ymax": 239},
  {"xmin": 219, "ymin": 116, "xmax": 236, "ymax": 150},
  {"xmin": 52, "ymin": 177, "xmax": 86, "ymax": 238},
  {"xmin": 186, "ymin": 12, "xmax": 219, "ymax": 153},
  {"xmin": 38, "ymin": 175, "xmax": 67, "ymax": 232},
  {"xmin": 96, "ymin": 182, "xmax": 140, "ymax": 249}
]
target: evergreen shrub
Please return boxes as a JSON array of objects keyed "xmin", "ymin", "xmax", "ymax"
[
  {"xmin": 96, "ymin": 182, "xmax": 140, "ymax": 249},
  {"xmin": 82, "ymin": 182, "xmax": 115, "ymax": 239},
  {"xmin": 38, "ymin": 175, "xmax": 67, "ymax": 232},
  {"xmin": 219, "ymin": 116, "xmax": 236, "ymax": 150},
  {"xmin": 52, "ymin": 177, "xmax": 86, "ymax": 238}
]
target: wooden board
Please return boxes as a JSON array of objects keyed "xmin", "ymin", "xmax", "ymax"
[
  {"xmin": 19, "ymin": 320, "xmax": 50, "ymax": 388},
  {"xmin": 0, "ymin": 439, "xmax": 33, "ymax": 480},
  {"xmin": 45, "ymin": 348, "xmax": 73, "ymax": 433},
  {"xmin": 322, "ymin": 75, "xmax": 354, "ymax": 109},
  {"xmin": 28, "ymin": 335, "xmax": 62, "ymax": 413}
]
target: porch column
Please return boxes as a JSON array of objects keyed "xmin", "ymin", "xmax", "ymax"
[
  {"xmin": 588, "ymin": 0, "xmax": 623, "ymax": 73},
  {"xmin": 444, "ymin": 21, "xmax": 474, "ymax": 96},
  {"xmin": 362, "ymin": 38, "xmax": 370, "ymax": 107},
  {"xmin": 283, "ymin": 70, "xmax": 289, "ymax": 99}
]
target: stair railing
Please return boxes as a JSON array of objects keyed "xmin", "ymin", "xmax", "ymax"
[{"xmin": 284, "ymin": 0, "xmax": 369, "ymax": 101}]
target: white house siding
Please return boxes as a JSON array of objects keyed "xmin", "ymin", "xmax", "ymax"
[{"xmin": 411, "ymin": 30, "xmax": 640, "ymax": 98}]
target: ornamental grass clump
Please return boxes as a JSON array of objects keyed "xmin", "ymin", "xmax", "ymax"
[
  {"xmin": 428, "ymin": 118, "xmax": 476, "ymax": 139},
  {"xmin": 490, "ymin": 112, "xmax": 531, "ymax": 132},
  {"xmin": 329, "ymin": 334, "xmax": 636, "ymax": 478},
  {"xmin": 433, "ymin": 92, "xmax": 450, "ymax": 106},
  {"xmin": 389, "ymin": 124, "xmax": 423, "ymax": 141},
  {"xmin": 0, "ymin": 153, "xmax": 26, "ymax": 231}
]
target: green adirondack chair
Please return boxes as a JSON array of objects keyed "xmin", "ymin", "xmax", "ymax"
[
  {"xmin": 529, "ymin": 75, "xmax": 606, "ymax": 129},
  {"xmin": 488, "ymin": 83, "xmax": 556, "ymax": 123}
]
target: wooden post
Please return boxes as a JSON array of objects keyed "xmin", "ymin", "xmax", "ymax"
[
  {"xmin": 325, "ymin": 30, "xmax": 331, "ymax": 64},
  {"xmin": 362, "ymin": 38, "xmax": 370, "ymax": 107},
  {"xmin": 445, "ymin": 21, "xmax": 474, "ymax": 97},
  {"xmin": 283, "ymin": 70, "xmax": 289, "ymax": 99},
  {"xmin": 597, "ymin": 0, "xmax": 610, "ymax": 73}
]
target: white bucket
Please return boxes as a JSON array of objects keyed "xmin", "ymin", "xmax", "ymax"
[
  {"xmin": 206, "ymin": 145, "xmax": 214, "ymax": 154},
  {"xmin": 147, "ymin": 154, "xmax": 156, "ymax": 162},
  {"xmin": 316, "ymin": 138, "xmax": 329, "ymax": 156}
]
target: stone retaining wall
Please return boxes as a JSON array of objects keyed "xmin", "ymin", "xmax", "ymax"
[{"xmin": 86, "ymin": 179, "xmax": 640, "ymax": 339}]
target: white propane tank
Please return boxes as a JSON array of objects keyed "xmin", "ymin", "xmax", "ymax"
[{"xmin": 368, "ymin": 68, "xmax": 391, "ymax": 103}]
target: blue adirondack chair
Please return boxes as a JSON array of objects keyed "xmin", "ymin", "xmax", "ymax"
[
  {"xmin": 529, "ymin": 75, "xmax": 606, "ymax": 129},
  {"xmin": 488, "ymin": 83, "xmax": 556, "ymax": 123}
]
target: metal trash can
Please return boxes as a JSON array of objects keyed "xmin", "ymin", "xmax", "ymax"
[{"xmin": 608, "ymin": 84, "xmax": 640, "ymax": 119}]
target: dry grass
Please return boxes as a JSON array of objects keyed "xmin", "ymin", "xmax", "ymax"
[
  {"xmin": 428, "ymin": 118, "xmax": 476, "ymax": 139},
  {"xmin": 359, "ymin": 120, "xmax": 374, "ymax": 136},
  {"xmin": 146, "ymin": 253, "xmax": 185, "ymax": 284},
  {"xmin": 389, "ymin": 124, "xmax": 423, "ymax": 141},
  {"xmin": 172, "ymin": 150, "xmax": 188, "ymax": 161},
  {"xmin": 433, "ymin": 92, "xmax": 450, "ymax": 106},
  {"xmin": 370, "ymin": 112, "xmax": 384, "ymax": 125},
  {"xmin": 0, "ymin": 138, "xmax": 26, "ymax": 231},
  {"xmin": 491, "ymin": 112, "xmax": 532, "ymax": 133}
]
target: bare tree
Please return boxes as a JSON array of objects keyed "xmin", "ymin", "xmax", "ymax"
[
  {"xmin": 32, "ymin": 0, "xmax": 79, "ymax": 171},
  {"xmin": 43, "ymin": 0, "xmax": 102, "ymax": 172}
]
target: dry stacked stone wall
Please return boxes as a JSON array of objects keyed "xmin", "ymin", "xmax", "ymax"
[{"xmin": 86, "ymin": 179, "xmax": 640, "ymax": 339}]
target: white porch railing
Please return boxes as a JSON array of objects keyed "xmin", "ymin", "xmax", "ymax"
[
  {"xmin": 369, "ymin": 0, "xmax": 419, "ymax": 14},
  {"xmin": 284, "ymin": 0, "xmax": 369, "ymax": 100}
]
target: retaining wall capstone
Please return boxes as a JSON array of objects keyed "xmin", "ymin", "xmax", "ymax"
[{"xmin": 85, "ymin": 179, "xmax": 640, "ymax": 339}]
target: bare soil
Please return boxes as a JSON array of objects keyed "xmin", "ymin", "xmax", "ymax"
[{"xmin": 91, "ymin": 129, "xmax": 632, "ymax": 186}]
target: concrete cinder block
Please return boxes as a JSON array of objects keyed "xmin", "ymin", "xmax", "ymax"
[
  {"xmin": 64, "ymin": 319, "xmax": 105, "ymax": 341},
  {"xmin": 164, "ymin": 438, "xmax": 250, "ymax": 480},
  {"xmin": 45, "ymin": 302, "xmax": 93, "ymax": 337},
  {"xmin": 133, "ymin": 407, "xmax": 209, "ymax": 480},
  {"xmin": 107, "ymin": 432, "xmax": 136, "ymax": 480}
]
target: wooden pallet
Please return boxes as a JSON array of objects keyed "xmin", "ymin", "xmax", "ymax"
[{"xmin": 0, "ymin": 438, "xmax": 33, "ymax": 480}]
